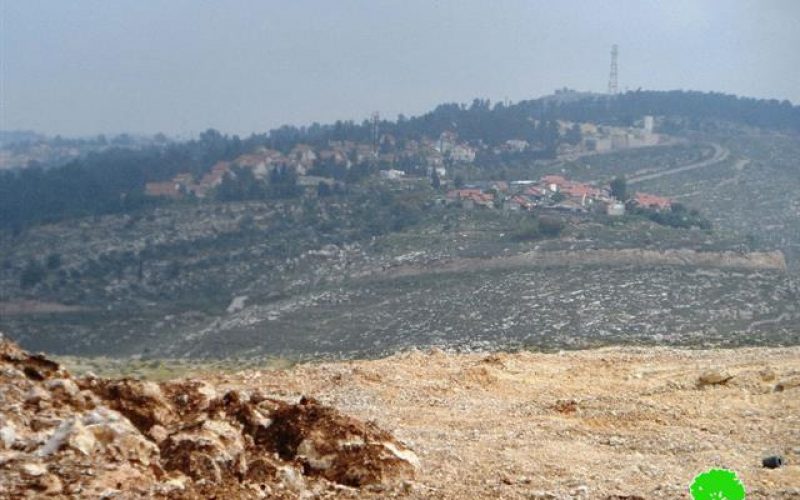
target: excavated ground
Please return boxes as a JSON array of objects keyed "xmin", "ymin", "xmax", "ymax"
[
  {"xmin": 0, "ymin": 335, "xmax": 419, "ymax": 498},
  {"xmin": 4, "ymin": 335, "xmax": 800, "ymax": 499},
  {"xmin": 209, "ymin": 345, "xmax": 800, "ymax": 499}
]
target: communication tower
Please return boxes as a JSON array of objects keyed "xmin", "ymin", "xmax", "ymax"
[
  {"xmin": 371, "ymin": 111, "xmax": 380, "ymax": 157},
  {"xmin": 608, "ymin": 44, "xmax": 618, "ymax": 95}
]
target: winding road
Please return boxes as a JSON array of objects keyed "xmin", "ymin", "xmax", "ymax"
[{"xmin": 626, "ymin": 142, "xmax": 729, "ymax": 185}]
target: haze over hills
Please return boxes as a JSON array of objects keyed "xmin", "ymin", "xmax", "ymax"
[
  {"xmin": 5, "ymin": 1, "xmax": 800, "ymax": 136},
  {"xmin": 1, "ymin": 89, "xmax": 799, "ymax": 360}
]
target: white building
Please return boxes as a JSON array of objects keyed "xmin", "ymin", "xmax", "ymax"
[
  {"xmin": 643, "ymin": 115, "xmax": 655, "ymax": 134},
  {"xmin": 450, "ymin": 144, "xmax": 476, "ymax": 163},
  {"xmin": 505, "ymin": 139, "xmax": 529, "ymax": 153},
  {"xmin": 607, "ymin": 201, "xmax": 626, "ymax": 216},
  {"xmin": 427, "ymin": 165, "xmax": 447, "ymax": 178},
  {"xmin": 379, "ymin": 169, "xmax": 405, "ymax": 180}
]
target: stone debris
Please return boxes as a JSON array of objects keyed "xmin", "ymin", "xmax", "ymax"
[
  {"xmin": 21, "ymin": 462, "xmax": 46, "ymax": 477},
  {"xmin": 758, "ymin": 367, "xmax": 777, "ymax": 382},
  {"xmin": 0, "ymin": 336, "xmax": 418, "ymax": 498},
  {"xmin": 553, "ymin": 399, "xmax": 579, "ymax": 415},
  {"xmin": 0, "ymin": 422, "xmax": 17, "ymax": 449},
  {"xmin": 762, "ymin": 455, "xmax": 784, "ymax": 469},
  {"xmin": 697, "ymin": 368, "xmax": 734, "ymax": 387},
  {"xmin": 774, "ymin": 375, "xmax": 800, "ymax": 392}
]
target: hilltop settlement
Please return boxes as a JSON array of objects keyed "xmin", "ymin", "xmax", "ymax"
[{"xmin": 143, "ymin": 116, "xmax": 673, "ymax": 219}]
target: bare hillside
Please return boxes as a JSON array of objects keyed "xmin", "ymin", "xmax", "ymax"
[
  {"xmin": 209, "ymin": 345, "xmax": 800, "ymax": 499},
  {"xmin": 3, "ymin": 338, "xmax": 800, "ymax": 498}
]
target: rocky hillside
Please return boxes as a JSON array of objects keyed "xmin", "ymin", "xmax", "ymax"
[
  {"xmin": 0, "ymin": 334, "xmax": 419, "ymax": 498},
  {"xmin": 2, "ymin": 195, "xmax": 798, "ymax": 359},
  {"xmin": 2, "ymin": 131, "xmax": 800, "ymax": 359}
]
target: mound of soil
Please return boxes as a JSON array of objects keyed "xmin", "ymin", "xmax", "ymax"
[{"xmin": 0, "ymin": 334, "xmax": 418, "ymax": 498}]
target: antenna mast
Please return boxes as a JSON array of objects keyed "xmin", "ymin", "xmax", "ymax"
[
  {"xmin": 608, "ymin": 44, "xmax": 618, "ymax": 95},
  {"xmin": 371, "ymin": 111, "xmax": 380, "ymax": 157}
]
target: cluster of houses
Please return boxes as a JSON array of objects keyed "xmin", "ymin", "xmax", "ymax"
[
  {"xmin": 0, "ymin": 142, "xmax": 83, "ymax": 171},
  {"xmin": 144, "ymin": 133, "xmax": 479, "ymax": 199},
  {"xmin": 144, "ymin": 115, "xmax": 664, "ymax": 201},
  {"xmin": 144, "ymin": 143, "xmax": 335, "ymax": 199},
  {"xmin": 144, "ymin": 141, "xmax": 674, "ymax": 218},
  {"xmin": 446, "ymin": 174, "xmax": 672, "ymax": 215},
  {"xmin": 144, "ymin": 162, "xmax": 233, "ymax": 199}
]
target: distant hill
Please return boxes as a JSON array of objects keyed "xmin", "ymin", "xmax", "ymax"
[
  {"xmin": 270, "ymin": 89, "xmax": 800, "ymax": 149},
  {"xmin": 3, "ymin": 91, "xmax": 800, "ymax": 359},
  {"xmin": 2, "ymin": 89, "xmax": 799, "ymax": 231},
  {"xmin": 0, "ymin": 130, "xmax": 45, "ymax": 147}
]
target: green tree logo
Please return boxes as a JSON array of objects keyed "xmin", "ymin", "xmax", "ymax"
[{"xmin": 690, "ymin": 468, "xmax": 746, "ymax": 500}]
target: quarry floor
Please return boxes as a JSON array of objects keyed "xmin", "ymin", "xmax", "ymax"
[{"xmin": 210, "ymin": 346, "xmax": 800, "ymax": 499}]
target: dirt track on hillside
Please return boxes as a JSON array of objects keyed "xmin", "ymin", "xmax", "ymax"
[
  {"xmin": 0, "ymin": 300, "xmax": 86, "ymax": 315},
  {"xmin": 216, "ymin": 346, "xmax": 800, "ymax": 499},
  {"xmin": 627, "ymin": 143, "xmax": 729, "ymax": 185}
]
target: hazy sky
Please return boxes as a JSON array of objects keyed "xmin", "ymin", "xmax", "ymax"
[{"xmin": 2, "ymin": 0, "xmax": 799, "ymax": 137}]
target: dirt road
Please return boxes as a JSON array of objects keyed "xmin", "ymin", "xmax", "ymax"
[{"xmin": 627, "ymin": 143, "xmax": 730, "ymax": 185}]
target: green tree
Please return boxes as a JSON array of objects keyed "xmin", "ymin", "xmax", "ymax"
[
  {"xmin": 46, "ymin": 253, "xmax": 62, "ymax": 270},
  {"xmin": 538, "ymin": 215, "xmax": 566, "ymax": 237},
  {"xmin": 317, "ymin": 181, "xmax": 332, "ymax": 197},
  {"xmin": 164, "ymin": 261, "xmax": 181, "ymax": 281},
  {"xmin": 269, "ymin": 165, "xmax": 302, "ymax": 198},
  {"xmin": 670, "ymin": 202, "xmax": 687, "ymax": 214},
  {"xmin": 20, "ymin": 259, "xmax": 46, "ymax": 288},
  {"xmin": 216, "ymin": 172, "xmax": 240, "ymax": 201},
  {"xmin": 216, "ymin": 166, "xmax": 269, "ymax": 201},
  {"xmin": 512, "ymin": 218, "xmax": 540, "ymax": 241},
  {"xmin": 610, "ymin": 176, "xmax": 628, "ymax": 201},
  {"xmin": 431, "ymin": 169, "xmax": 441, "ymax": 190},
  {"xmin": 565, "ymin": 123, "xmax": 582, "ymax": 145}
]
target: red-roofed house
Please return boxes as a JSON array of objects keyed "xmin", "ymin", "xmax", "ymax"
[
  {"xmin": 524, "ymin": 186, "xmax": 545, "ymax": 198},
  {"xmin": 172, "ymin": 173, "xmax": 194, "ymax": 185},
  {"xmin": 145, "ymin": 172, "xmax": 198, "ymax": 198},
  {"xmin": 562, "ymin": 183, "xmax": 601, "ymax": 199},
  {"xmin": 145, "ymin": 181, "xmax": 183, "ymax": 198},
  {"xmin": 491, "ymin": 181, "xmax": 510, "ymax": 193},
  {"xmin": 633, "ymin": 192, "xmax": 672, "ymax": 210},
  {"xmin": 561, "ymin": 183, "xmax": 603, "ymax": 206},
  {"xmin": 446, "ymin": 189, "xmax": 482, "ymax": 199},
  {"xmin": 447, "ymin": 189, "xmax": 494, "ymax": 208},
  {"xmin": 541, "ymin": 175, "xmax": 568, "ymax": 192},
  {"xmin": 505, "ymin": 195, "xmax": 533, "ymax": 211},
  {"xmin": 206, "ymin": 162, "xmax": 232, "ymax": 184}
]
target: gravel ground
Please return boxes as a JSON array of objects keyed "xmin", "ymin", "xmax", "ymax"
[{"xmin": 211, "ymin": 346, "xmax": 800, "ymax": 499}]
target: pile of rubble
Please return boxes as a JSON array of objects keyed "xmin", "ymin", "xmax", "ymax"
[{"xmin": 0, "ymin": 335, "xmax": 418, "ymax": 498}]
